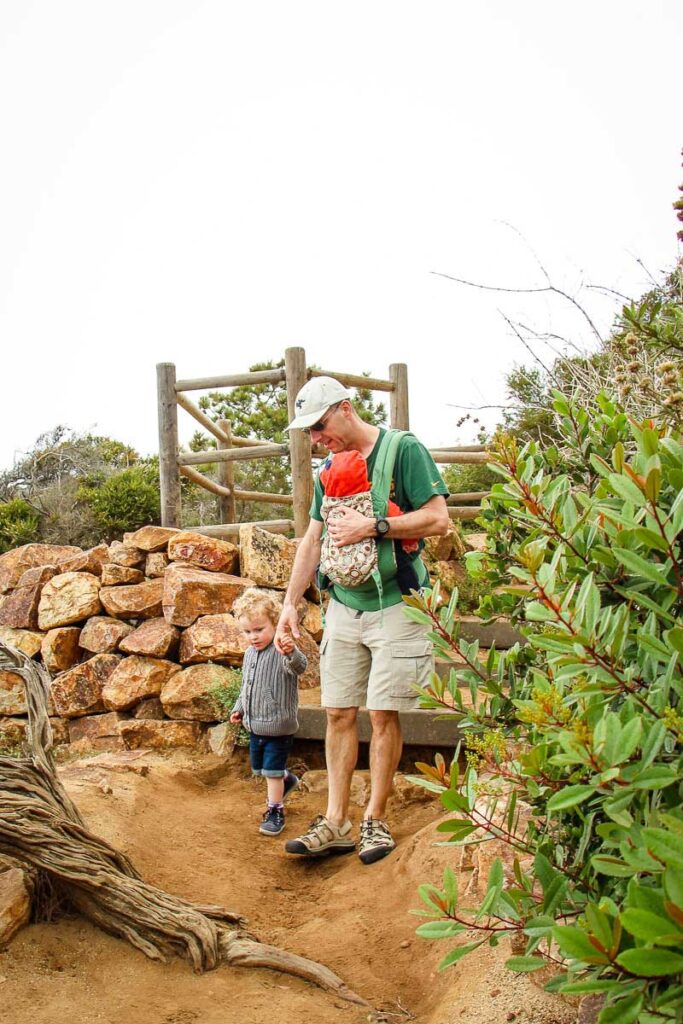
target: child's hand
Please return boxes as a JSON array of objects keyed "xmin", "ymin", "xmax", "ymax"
[
  {"xmin": 229, "ymin": 712, "xmax": 243, "ymax": 724},
  {"xmin": 279, "ymin": 633, "xmax": 295, "ymax": 655}
]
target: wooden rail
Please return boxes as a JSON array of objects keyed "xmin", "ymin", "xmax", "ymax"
[
  {"xmin": 308, "ymin": 368, "xmax": 395, "ymax": 392},
  {"xmin": 177, "ymin": 443, "xmax": 289, "ymax": 467},
  {"xmin": 175, "ymin": 368, "xmax": 286, "ymax": 392},
  {"xmin": 430, "ymin": 450, "xmax": 490, "ymax": 465},
  {"xmin": 191, "ymin": 520, "xmax": 293, "ymax": 538}
]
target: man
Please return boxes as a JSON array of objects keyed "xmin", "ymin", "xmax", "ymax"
[{"xmin": 275, "ymin": 376, "xmax": 449, "ymax": 865}]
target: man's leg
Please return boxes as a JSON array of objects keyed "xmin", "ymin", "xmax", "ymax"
[
  {"xmin": 364, "ymin": 709, "xmax": 402, "ymax": 821},
  {"xmin": 325, "ymin": 706, "xmax": 359, "ymax": 825}
]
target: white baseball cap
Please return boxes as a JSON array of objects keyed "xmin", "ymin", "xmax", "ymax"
[{"xmin": 286, "ymin": 376, "xmax": 353, "ymax": 430}]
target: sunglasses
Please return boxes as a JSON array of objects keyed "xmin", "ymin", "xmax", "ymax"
[{"xmin": 303, "ymin": 402, "xmax": 342, "ymax": 434}]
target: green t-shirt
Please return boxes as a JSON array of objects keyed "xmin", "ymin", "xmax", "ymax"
[{"xmin": 310, "ymin": 429, "xmax": 449, "ymax": 610}]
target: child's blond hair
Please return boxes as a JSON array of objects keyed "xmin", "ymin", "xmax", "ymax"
[{"xmin": 232, "ymin": 588, "xmax": 282, "ymax": 627}]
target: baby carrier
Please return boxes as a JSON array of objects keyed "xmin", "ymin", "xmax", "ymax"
[{"xmin": 318, "ymin": 429, "xmax": 419, "ymax": 607}]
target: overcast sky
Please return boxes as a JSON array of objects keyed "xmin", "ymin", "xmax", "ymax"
[{"xmin": 1, "ymin": 1, "xmax": 681, "ymax": 471}]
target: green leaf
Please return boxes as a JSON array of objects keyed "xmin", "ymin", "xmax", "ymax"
[
  {"xmin": 416, "ymin": 920, "xmax": 467, "ymax": 939},
  {"xmin": 547, "ymin": 785, "xmax": 595, "ymax": 812},
  {"xmin": 597, "ymin": 992, "xmax": 643, "ymax": 1024},
  {"xmin": 615, "ymin": 947, "xmax": 683, "ymax": 976},
  {"xmin": 612, "ymin": 547, "xmax": 674, "ymax": 588},
  {"xmin": 665, "ymin": 626, "xmax": 683, "ymax": 655},
  {"xmin": 642, "ymin": 828, "xmax": 683, "ymax": 869},
  {"xmin": 640, "ymin": 721, "xmax": 667, "ymax": 768},
  {"xmin": 620, "ymin": 908, "xmax": 683, "ymax": 942},
  {"xmin": 505, "ymin": 956, "xmax": 547, "ymax": 972},
  {"xmin": 523, "ymin": 915, "xmax": 556, "ymax": 938},
  {"xmin": 607, "ymin": 473, "xmax": 646, "ymax": 506},
  {"xmin": 437, "ymin": 941, "xmax": 483, "ymax": 971},
  {"xmin": 591, "ymin": 856, "xmax": 637, "ymax": 878},
  {"xmin": 558, "ymin": 979, "xmax": 620, "ymax": 994},
  {"xmin": 553, "ymin": 925, "xmax": 606, "ymax": 963}
]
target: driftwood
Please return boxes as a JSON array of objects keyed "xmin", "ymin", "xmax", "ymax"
[{"xmin": 0, "ymin": 640, "xmax": 367, "ymax": 1007}]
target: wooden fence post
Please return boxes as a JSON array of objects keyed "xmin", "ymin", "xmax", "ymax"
[
  {"xmin": 156, "ymin": 362, "xmax": 181, "ymax": 528},
  {"xmin": 217, "ymin": 419, "xmax": 236, "ymax": 525},
  {"xmin": 389, "ymin": 363, "xmax": 409, "ymax": 429},
  {"xmin": 284, "ymin": 346, "xmax": 312, "ymax": 537}
]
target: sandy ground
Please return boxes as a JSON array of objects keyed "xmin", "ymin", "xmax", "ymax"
[{"xmin": 2, "ymin": 748, "xmax": 576, "ymax": 1024}]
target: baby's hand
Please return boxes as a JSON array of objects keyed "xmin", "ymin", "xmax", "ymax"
[
  {"xmin": 229, "ymin": 712, "xmax": 243, "ymax": 724},
  {"xmin": 279, "ymin": 634, "xmax": 295, "ymax": 655}
]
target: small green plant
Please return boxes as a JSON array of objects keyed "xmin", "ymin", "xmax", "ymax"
[
  {"xmin": 208, "ymin": 668, "xmax": 249, "ymax": 747},
  {"xmin": 0, "ymin": 498, "xmax": 40, "ymax": 554},
  {"xmin": 407, "ymin": 394, "xmax": 683, "ymax": 1023}
]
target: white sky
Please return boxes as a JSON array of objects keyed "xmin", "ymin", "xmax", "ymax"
[{"xmin": 1, "ymin": 1, "xmax": 681, "ymax": 470}]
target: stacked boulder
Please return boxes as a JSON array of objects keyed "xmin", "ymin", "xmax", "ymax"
[
  {"xmin": 0, "ymin": 525, "xmax": 322, "ymax": 754},
  {"xmin": 0, "ymin": 522, "xmax": 469, "ymax": 754}
]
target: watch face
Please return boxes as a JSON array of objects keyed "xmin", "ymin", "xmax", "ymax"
[{"xmin": 376, "ymin": 517, "xmax": 390, "ymax": 536}]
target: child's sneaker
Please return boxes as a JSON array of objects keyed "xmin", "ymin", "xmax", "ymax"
[
  {"xmin": 260, "ymin": 805, "xmax": 285, "ymax": 836},
  {"xmin": 283, "ymin": 770, "xmax": 300, "ymax": 800}
]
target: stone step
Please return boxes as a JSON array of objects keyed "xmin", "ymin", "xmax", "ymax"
[
  {"xmin": 296, "ymin": 705, "xmax": 460, "ymax": 747},
  {"xmin": 456, "ymin": 616, "xmax": 523, "ymax": 649}
]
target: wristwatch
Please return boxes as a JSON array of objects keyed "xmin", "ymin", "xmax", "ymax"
[{"xmin": 375, "ymin": 516, "xmax": 390, "ymax": 537}]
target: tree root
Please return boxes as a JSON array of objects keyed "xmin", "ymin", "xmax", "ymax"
[{"xmin": 0, "ymin": 641, "xmax": 369, "ymax": 1008}]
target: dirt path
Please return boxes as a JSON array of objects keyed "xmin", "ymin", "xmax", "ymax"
[{"xmin": 2, "ymin": 751, "xmax": 575, "ymax": 1024}]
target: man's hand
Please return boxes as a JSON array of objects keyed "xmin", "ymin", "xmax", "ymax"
[
  {"xmin": 229, "ymin": 711, "xmax": 243, "ymax": 724},
  {"xmin": 275, "ymin": 603, "xmax": 300, "ymax": 654},
  {"xmin": 326, "ymin": 505, "xmax": 374, "ymax": 547}
]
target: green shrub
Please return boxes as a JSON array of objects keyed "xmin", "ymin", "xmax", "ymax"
[
  {"xmin": 78, "ymin": 465, "xmax": 160, "ymax": 541},
  {"xmin": 207, "ymin": 668, "xmax": 249, "ymax": 747},
  {"xmin": 408, "ymin": 393, "xmax": 683, "ymax": 1022},
  {"xmin": 0, "ymin": 498, "xmax": 40, "ymax": 553}
]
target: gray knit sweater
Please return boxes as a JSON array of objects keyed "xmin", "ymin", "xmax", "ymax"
[{"xmin": 232, "ymin": 643, "xmax": 307, "ymax": 737}]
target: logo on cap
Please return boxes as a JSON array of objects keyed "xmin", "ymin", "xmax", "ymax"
[{"xmin": 296, "ymin": 398, "xmax": 305, "ymax": 409}]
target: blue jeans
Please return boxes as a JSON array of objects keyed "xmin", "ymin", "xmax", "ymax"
[{"xmin": 249, "ymin": 733, "xmax": 294, "ymax": 778}]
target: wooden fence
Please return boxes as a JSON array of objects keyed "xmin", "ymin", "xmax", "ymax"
[{"xmin": 157, "ymin": 348, "xmax": 490, "ymax": 537}]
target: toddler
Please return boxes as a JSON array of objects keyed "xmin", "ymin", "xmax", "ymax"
[{"xmin": 230, "ymin": 590, "xmax": 307, "ymax": 836}]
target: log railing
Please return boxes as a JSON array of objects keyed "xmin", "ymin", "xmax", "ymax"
[{"xmin": 157, "ymin": 349, "xmax": 491, "ymax": 536}]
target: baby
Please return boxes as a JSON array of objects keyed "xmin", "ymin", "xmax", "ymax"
[{"xmin": 230, "ymin": 590, "xmax": 307, "ymax": 836}]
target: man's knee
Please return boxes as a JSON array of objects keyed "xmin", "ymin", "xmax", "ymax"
[
  {"xmin": 326, "ymin": 706, "xmax": 358, "ymax": 731},
  {"xmin": 368, "ymin": 709, "xmax": 401, "ymax": 736}
]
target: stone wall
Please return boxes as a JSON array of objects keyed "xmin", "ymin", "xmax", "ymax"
[{"xmin": 0, "ymin": 522, "xmax": 469, "ymax": 754}]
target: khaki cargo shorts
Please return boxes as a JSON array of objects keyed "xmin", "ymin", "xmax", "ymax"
[{"xmin": 320, "ymin": 599, "xmax": 434, "ymax": 711}]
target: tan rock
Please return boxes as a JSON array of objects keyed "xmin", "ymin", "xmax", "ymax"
[
  {"xmin": 301, "ymin": 770, "xmax": 370, "ymax": 807},
  {"xmin": 68, "ymin": 711, "xmax": 127, "ymax": 744},
  {"xmin": 0, "ymin": 583, "xmax": 42, "ymax": 629},
  {"xmin": 179, "ymin": 614, "xmax": 247, "ymax": 665},
  {"xmin": 0, "ymin": 867, "xmax": 32, "ymax": 946},
  {"xmin": 239, "ymin": 524, "xmax": 297, "ymax": 589},
  {"xmin": 160, "ymin": 663, "xmax": 237, "ymax": 721},
  {"xmin": 162, "ymin": 566, "xmax": 253, "ymax": 627},
  {"xmin": 0, "ymin": 671, "xmax": 26, "ymax": 715},
  {"xmin": 15, "ymin": 564, "xmax": 59, "ymax": 590},
  {"xmin": 108, "ymin": 541, "xmax": 145, "ymax": 568},
  {"xmin": 100, "ymin": 564, "xmax": 145, "ymax": 587},
  {"xmin": 207, "ymin": 721, "xmax": 236, "ymax": 757},
  {"xmin": 102, "ymin": 656, "xmax": 181, "ymax": 711},
  {"xmin": 50, "ymin": 717, "xmax": 70, "ymax": 744},
  {"xmin": 465, "ymin": 532, "xmax": 488, "ymax": 553},
  {"xmin": 50, "ymin": 653, "xmax": 121, "ymax": 718},
  {"xmin": 432, "ymin": 560, "xmax": 467, "ymax": 596},
  {"xmin": 296, "ymin": 626, "xmax": 320, "ymax": 689},
  {"xmin": 57, "ymin": 544, "xmax": 109, "ymax": 576},
  {"xmin": 38, "ymin": 572, "xmax": 102, "ymax": 630},
  {"xmin": 168, "ymin": 532, "xmax": 239, "ymax": 574},
  {"xmin": 302, "ymin": 601, "xmax": 323, "ymax": 642},
  {"xmin": 118, "ymin": 618, "xmax": 180, "ymax": 658},
  {"xmin": 144, "ymin": 552, "xmax": 169, "ymax": 578},
  {"xmin": 0, "ymin": 717, "xmax": 26, "ymax": 748},
  {"xmin": 99, "ymin": 578, "xmax": 164, "ymax": 620},
  {"xmin": 126, "ymin": 525, "xmax": 179, "ymax": 552},
  {"xmin": 0, "ymin": 626, "xmax": 43, "ymax": 658},
  {"xmin": 0, "ymin": 543, "xmax": 81, "ymax": 594},
  {"xmin": 79, "ymin": 616, "xmax": 134, "ymax": 654},
  {"xmin": 131, "ymin": 697, "xmax": 165, "ymax": 720},
  {"xmin": 41, "ymin": 627, "xmax": 82, "ymax": 674},
  {"xmin": 119, "ymin": 719, "xmax": 202, "ymax": 750}
]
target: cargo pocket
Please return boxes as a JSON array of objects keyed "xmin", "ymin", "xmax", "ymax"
[{"xmin": 389, "ymin": 639, "xmax": 434, "ymax": 698}]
